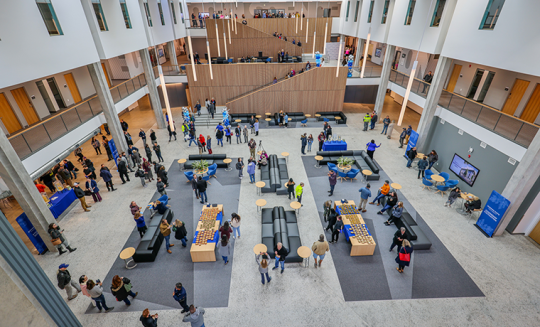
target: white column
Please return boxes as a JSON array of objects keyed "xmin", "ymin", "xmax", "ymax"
[
  {"xmin": 373, "ymin": 45, "xmax": 396, "ymax": 116},
  {"xmin": 139, "ymin": 49, "xmax": 167, "ymax": 129}
]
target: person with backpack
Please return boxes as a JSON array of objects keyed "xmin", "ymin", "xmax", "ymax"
[{"xmin": 110, "ymin": 275, "xmax": 138, "ymax": 305}]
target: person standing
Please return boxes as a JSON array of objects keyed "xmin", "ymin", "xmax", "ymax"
[
  {"xmin": 100, "ymin": 165, "xmax": 116, "ymax": 191},
  {"xmin": 56, "ymin": 264, "xmax": 81, "ymax": 300},
  {"xmin": 330, "ymin": 216, "xmax": 343, "ymax": 244},
  {"xmin": 231, "ymin": 213, "xmax": 241, "ymax": 239},
  {"xmin": 195, "ymin": 100, "xmax": 201, "ymax": 116},
  {"xmin": 399, "ymin": 128, "xmax": 407, "ymax": 148},
  {"xmin": 243, "ymin": 125, "xmax": 249, "ymax": 143},
  {"xmin": 153, "ymin": 142, "xmax": 164, "ymax": 162},
  {"xmin": 365, "ymin": 140, "xmax": 381, "ymax": 160},
  {"xmin": 85, "ymin": 176, "xmax": 102, "ymax": 202},
  {"xmin": 136, "ymin": 166, "xmax": 147, "ymax": 188},
  {"xmin": 143, "ymin": 158, "xmax": 153, "ymax": 182},
  {"xmin": 248, "ymin": 139, "xmax": 256, "ymax": 159},
  {"xmin": 92, "ymin": 137, "xmax": 102, "ymax": 155},
  {"xmin": 427, "ymin": 150, "xmax": 438, "ymax": 169},
  {"xmin": 102, "ymin": 138, "xmax": 113, "ymax": 161},
  {"xmin": 300, "ymin": 133, "xmax": 307, "ymax": 155},
  {"xmin": 247, "ymin": 159, "xmax": 256, "ymax": 183},
  {"xmin": 118, "ymin": 158, "xmax": 130, "ymax": 184},
  {"xmin": 307, "ymin": 134, "xmax": 313, "ymax": 152},
  {"xmin": 87, "ymin": 279, "xmax": 114, "ymax": 313},
  {"xmin": 110, "ymin": 275, "xmax": 138, "ymax": 306},
  {"xmin": 318, "ymin": 132, "xmax": 325, "ymax": 151},
  {"xmin": 191, "ymin": 174, "xmax": 199, "ymax": 199},
  {"xmin": 73, "ymin": 182, "xmax": 91, "ymax": 212},
  {"xmin": 225, "ymin": 126, "xmax": 232, "ymax": 144},
  {"xmin": 134, "ymin": 213, "xmax": 147, "ymax": 237},
  {"xmin": 48, "ymin": 223, "xmax": 76, "ymax": 255},
  {"xmin": 156, "ymin": 178, "xmax": 167, "ymax": 196},
  {"xmin": 358, "ymin": 184, "xmax": 371, "ymax": 213},
  {"xmin": 406, "ymin": 147, "xmax": 418, "ymax": 168},
  {"xmin": 328, "ymin": 170, "xmax": 337, "ymax": 196},
  {"xmin": 381, "ymin": 116, "xmax": 391, "ymax": 135},
  {"xmin": 405, "ymin": 125, "xmax": 413, "ymax": 144},
  {"xmin": 173, "ymin": 283, "xmax": 190, "ymax": 313},
  {"xmin": 173, "ymin": 220, "xmax": 188, "ymax": 247},
  {"xmin": 79, "ymin": 275, "xmax": 96, "ymax": 307},
  {"xmin": 254, "ymin": 119, "xmax": 259, "ymax": 136},
  {"xmin": 296, "ymin": 182, "xmax": 304, "ymax": 204},
  {"xmin": 256, "ymin": 252, "xmax": 272, "ymax": 284},
  {"xmin": 124, "ymin": 131, "xmax": 133, "ymax": 146},
  {"xmin": 149, "ymin": 129, "xmax": 157, "ymax": 143},
  {"xmin": 144, "ymin": 143, "xmax": 153, "ymax": 163},
  {"xmin": 396, "ymin": 239, "xmax": 413, "ymax": 273},
  {"xmin": 326, "ymin": 125, "xmax": 333, "ymax": 140},
  {"xmin": 286, "ymin": 178, "xmax": 295, "ymax": 200},
  {"xmin": 272, "ymin": 242, "xmax": 288, "ymax": 274},
  {"xmin": 182, "ymin": 305, "xmax": 206, "ymax": 327},
  {"xmin": 312, "ymin": 234, "xmax": 329, "ymax": 268},
  {"xmin": 326, "ymin": 209, "xmax": 338, "ymax": 233},
  {"xmin": 235, "ymin": 125, "xmax": 242, "ymax": 144},
  {"xmin": 167, "ymin": 123, "xmax": 177, "ymax": 142},
  {"xmin": 363, "ymin": 113, "xmax": 371, "ymax": 131},
  {"xmin": 34, "ymin": 180, "xmax": 46, "ymax": 193},
  {"xmin": 219, "ymin": 221, "xmax": 232, "ymax": 240},
  {"xmin": 160, "ymin": 219, "xmax": 174, "ymax": 254},
  {"xmin": 140, "ymin": 309, "xmax": 158, "ymax": 327},
  {"xmin": 370, "ymin": 112, "xmax": 378, "ymax": 130},
  {"xmin": 236, "ymin": 158, "xmax": 244, "ymax": 179},
  {"xmin": 139, "ymin": 129, "xmax": 147, "ymax": 145},
  {"xmin": 63, "ymin": 159, "xmax": 77, "ymax": 179},
  {"xmin": 216, "ymin": 125, "xmax": 224, "ymax": 147},
  {"xmin": 389, "ymin": 227, "xmax": 409, "ymax": 253},
  {"xmin": 218, "ymin": 235, "xmax": 231, "ymax": 265},
  {"xmin": 422, "ymin": 71, "xmax": 433, "ymax": 93},
  {"xmin": 197, "ymin": 176, "xmax": 207, "ymax": 204},
  {"xmin": 206, "ymin": 135, "xmax": 212, "ymax": 154},
  {"xmin": 417, "ymin": 156, "xmax": 428, "ymax": 179}
]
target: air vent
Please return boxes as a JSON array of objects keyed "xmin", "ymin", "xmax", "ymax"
[
  {"xmin": 508, "ymin": 157, "xmax": 516, "ymax": 165},
  {"xmin": 121, "ymin": 66, "xmax": 129, "ymax": 72},
  {"xmin": 332, "ymin": 6, "xmax": 338, "ymax": 10}
]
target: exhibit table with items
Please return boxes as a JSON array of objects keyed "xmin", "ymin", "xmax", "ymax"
[
  {"xmin": 190, "ymin": 205, "xmax": 224, "ymax": 262},
  {"xmin": 334, "ymin": 200, "xmax": 376, "ymax": 256},
  {"xmin": 322, "ymin": 140, "xmax": 347, "ymax": 151}
]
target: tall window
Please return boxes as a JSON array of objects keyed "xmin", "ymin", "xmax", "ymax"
[
  {"xmin": 367, "ymin": 0, "xmax": 374, "ymax": 23},
  {"xmin": 480, "ymin": 0, "xmax": 505, "ymax": 29},
  {"xmin": 179, "ymin": 0, "xmax": 184, "ymax": 23},
  {"xmin": 119, "ymin": 0, "xmax": 132, "ymax": 29},
  {"xmin": 431, "ymin": 0, "xmax": 446, "ymax": 27},
  {"xmin": 91, "ymin": 0, "xmax": 109, "ymax": 31},
  {"xmin": 170, "ymin": 0, "xmax": 177, "ymax": 24},
  {"xmin": 158, "ymin": 2, "xmax": 165, "ymax": 25},
  {"xmin": 405, "ymin": 0, "xmax": 416, "ymax": 25},
  {"xmin": 35, "ymin": 0, "xmax": 63, "ymax": 35},
  {"xmin": 381, "ymin": 0, "xmax": 390, "ymax": 24},
  {"xmin": 143, "ymin": 0, "xmax": 153, "ymax": 27},
  {"xmin": 354, "ymin": 1, "xmax": 360, "ymax": 22},
  {"xmin": 345, "ymin": 1, "xmax": 350, "ymax": 22}
]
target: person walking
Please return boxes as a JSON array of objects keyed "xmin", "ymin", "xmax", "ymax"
[
  {"xmin": 173, "ymin": 283, "xmax": 190, "ymax": 312},
  {"xmin": 134, "ymin": 212, "xmax": 147, "ymax": 237},
  {"xmin": 197, "ymin": 176, "xmax": 208, "ymax": 204},
  {"xmin": 173, "ymin": 220, "xmax": 188, "ymax": 247},
  {"xmin": 231, "ymin": 213, "xmax": 241, "ymax": 239},
  {"xmin": 396, "ymin": 239, "xmax": 413, "ymax": 273},
  {"xmin": 49, "ymin": 223, "xmax": 76, "ymax": 255},
  {"xmin": 188, "ymin": 130, "xmax": 197, "ymax": 147},
  {"xmin": 100, "ymin": 165, "xmax": 116, "ymax": 191},
  {"xmin": 236, "ymin": 158, "xmax": 244, "ymax": 179},
  {"xmin": 218, "ymin": 235, "xmax": 231, "ymax": 265},
  {"xmin": 285, "ymin": 178, "xmax": 295, "ymax": 200},
  {"xmin": 225, "ymin": 126, "xmax": 232, "ymax": 144},
  {"xmin": 73, "ymin": 182, "xmax": 91, "ymax": 212},
  {"xmin": 399, "ymin": 128, "xmax": 407, "ymax": 148},
  {"xmin": 370, "ymin": 112, "xmax": 378, "ymax": 130},
  {"xmin": 85, "ymin": 176, "xmax": 102, "ymax": 202},
  {"xmin": 140, "ymin": 309, "xmax": 158, "ymax": 327},
  {"xmin": 248, "ymin": 139, "xmax": 256, "ymax": 159},
  {"xmin": 216, "ymin": 126, "xmax": 224, "ymax": 147},
  {"xmin": 323, "ymin": 200, "xmax": 333, "ymax": 222},
  {"xmin": 328, "ymin": 170, "xmax": 337, "ymax": 196},
  {"xmin": 312, "ymin": 234, "xmax": 329, "ymax": 268},
  {"xmin": 254, "ymin": 119, "xmax": 259, "ymax": 136},
  {"xmin": 406, "ymin": 147, "xmax": 418, "ymax": 168},
  {"xmin": 206, "ymin": 135, "xmax": 212, "ymax": 154},
  {"xmin": 330, "ymin": 216, "xmax": 343, "ymax": 244},
  {"xmin": 370, "ymin": 180, "xmax": 390, "ymax": 206},
  {"xmin": 300, "ymin": 133, "xmax": 307, "ymax": 154},
  {"xmin": 191, "ymin": 174, "xmax": 199, "ymax": 199},
  {"xmin": 318, "ymin": 132, "xmax": 325, "ymax": 151},
  {"xmin": 358, "ymin": 184, "xmax": 371, "ymax": 213},
  {"xmin": 219, "ymin": 221, "xmax": 232, "ymax": 240},
  {"xmin": 92, "ymin": 137, "xmax": 102, "ymax": 155},
  {"xmin": 389, "ymin": 227, "xmax": 409, "ymax": 253},
  {"xmin": 385, "ymin": 202, "xmax": 405, "ymax": 226},
  {"xmin": 156, "ymin": 178, "xmax": 167, "ymax": 196},
  {"xmin": 56, "ymin": 264, "xmax": 81, "ymax": 300},
  {"xmin": 381, "ymin": 116, "xmax": 391, "ymax": 135},
  {"xmin": 182, "ymin": 305, "xmax": 206, "ymax": 327},
  {"xmin": 247, "ymin": 159, "xmax": 256, "ymax": 183},
  {"xmin": 87, "ymin": 279, "xmax": 114, "ymax": 312},
  {"xmin": 272, "ymin": 242, "xmax": 288, "ymax": 274},
  {"xmin": 243, "ymin": 125, "xmax": 249, "ymax": 143},
  {"xmin": 153, "ymin": 142, "xmax": 164, "ymax": 162},
  {"xmin": 295, "ymin": 182, "xmax": 304, "ymax": 204},
  {"xmin": 427, "ymin": 150, "xmax": 439, "ymax": 169},
  {"xmin": 363, "ymin": 113, "xmax": 371, "ymax": 131},
  {"xmin": 118, "ymin": 158, "xmax": 130, "ymax": 184},
  {"xmin": 195, "ymin": 100, "xmax": 201, "ymax": 116},
  {"xmin": 326, "ymin": 125, "xmax": 333, "ymax": 140},
  {"xmin": 366, "ymin": 140, "xmax": 381, "ymax": 159},
  {"xmin": 111, "ymin": 275, "xmax": 138, "ymax": 306},
  {"xmin": 256, "ymin": 252, "xmax": 272, "ymax": 285},
  {"xmin": 417, "ymin": 156, "xmax": 428, "ymax": 179},
  {"xmin": 160, "ymin": 218, "xmax": 174, "ymax": 254},
  {"xmin": 307, "ymin": 134, "xmax": 313, "ymax": 152},
  {"xmin": 79, "ymin": 275, "xmax": 96, "ymax": 307}
]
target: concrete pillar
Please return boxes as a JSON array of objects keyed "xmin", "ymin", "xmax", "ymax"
[
  {"xmin": 167, "ymin": 41, "xmax": 178, "ymax": 67},
  {"xmin": 354, "ymin": 38, "xmax": 364, "ymax": 67},
  {"xmin": 0, "ymin": 135, "xmax": 57, "ymax": 252},
  {"xmin": 139, "ymin": 48, "xmax": 167, "ymax": 129},
  {"xmin": 416, "ymin": 56, "xmax": 453, "ymax": 152},
  {"xmin": 87, "ymin": 62, "xmax": 129, "ymax": 155},
  {"xmin": 373, "ymin": 44, "xmax": 396, "ymax": 116},
  {"xmin": 494, "ymin": 131, "xmax": 540, "ymax": 236}
]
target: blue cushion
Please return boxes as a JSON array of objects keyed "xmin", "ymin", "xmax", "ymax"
[
  {"xmin": 436, "ymin": 185, "xmax": 450, "ymax": 192},
  {"xmin": 208, "ymin": 163, "xmax": 218, "ymax": 170},
  {"xmin": 184, "ymin": 171, "xmax": 194, "ymax": 181},
  {"xmin": 202, "ymin": 175, "xmax": 210, "ymax": 182},
  {"xmin": 301, "ymin": 119, "xmax": 308, "ymax": 124},
  {"xmin": 425, "ymin": 169, "xmax": 434, "ymax": 179},
  {"xmin": 422, "ymin": 177, "xmax": 433, "ymax": 186},
  {"xmin": 439, "ymin": 172, "xmax": 450, "ymax": 182},
  {"xmin": 346, "ymin": 169, "xmax": 360, "ymax": 179}
]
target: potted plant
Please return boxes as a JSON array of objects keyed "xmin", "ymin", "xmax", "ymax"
[
  {"xmin": 192, "ymin": 159, "xmax": 209, "ymax": 174},
  {"xmin": 337, "ymin": 156, "xmax": 354, "ymax": 171}
]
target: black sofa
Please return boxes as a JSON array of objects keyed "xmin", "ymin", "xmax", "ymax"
[
  {"xmin": 133, "ymin": 208, "xmax": 174, "ymax": 262},
  {"xmin": 316, "ymin": 150, "xmax": 381, "ymax": 180},
  {"xmin": 260, "ymin": 154, "xmax": 289, "ymax": 194},
  {"xmin": 270, "ymin": 112, "xmax": 306, "ymax": 125},
  {"xmin": 380, "ymin": 197, "xmax": 432, "ymax": 250},
  {"xmin": 230, "ymin": 113, "xmax": 257, "ymax": 124},
  {"xmin": 316, "ymin": 111, "xmax": 347, "ymax": 124},
  {"xmin": 183, "ymin": 154, "xmax": 229, "ymax": 169},
  {"xmin": 261, "ymin": 206, "xmax": 302, "ymax": 263}
]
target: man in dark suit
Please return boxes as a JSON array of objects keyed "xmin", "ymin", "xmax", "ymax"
[{"xmin": 390, "ymin": 227, "xmax": 409, "ymax": 253}]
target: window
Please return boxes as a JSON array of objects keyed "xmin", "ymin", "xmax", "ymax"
[
  {"xmin": 345, "ymin": 1, "xmax": 350, "ymax": 22},
  {"xmin": 170, "ymin": 1, "xmax": 177, "ymax": 24},
  {"xmin": 35, "ymin": 0, "xmax": 63, "ymax": 35},
  {"xmin": 405, "ymin": 0, "xmax": 416, "ymax": 25},
  {"xmin": 157, "ymin": 2, "xmax": 165, "ymax": 25},
  {"xmin": 354, "ymin": 1, "xmax": 360, "ymax": 22},
  {"xmin": 381, "ymin": 0, "xmax": 390, "ymax": 24},
  {"xmin": 480, "ymin": 0, "xmax": 505, "ymax": 29},
  {"xmin": 91, "ymin": 0, "xmax": 109, "ymax": 31},
  {"xmin": 431, "ymin": 0, "xmax": 446, "ymax": 27},
  {"xmin": 367, "ymin": 0, "xmax": 374, "ymax": 23},
  {"xmin": 179, "ymin": 0, "xmax": 184, "ymax": 23},
  {"xmin": 143, "ymin": 0, "xmax": 153, "ymax": 27},
  {"xmin": 119, "ymin": 0, "xmax": 132, "ymax": 29}
]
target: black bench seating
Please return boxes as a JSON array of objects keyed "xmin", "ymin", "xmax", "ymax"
[
  {"xmin": 316, "ymin": 150, "xmax": 381, "ymax": 180},
  {"xmin": 260, "ymin": 155, "xmax": 289, "ymax": 195},
  {"xmin": 316, "ymin": 111, "xmax": 347, "ymax": 124},
  {"xmin": 133, "ymin": 208, "xmax": 174, "ymax": 262},
  {"xmin": 270, "ymin": 112, "xmax": 306, "ymax": 125},
  {"xmin": 230, "ymin": 113, "xmax": 257, "ymax": 124},
  {"xmin": 261, "ymin": 207, "xmax": 302, "ymax": 263},
  {"xmin": 184, "ymin": 154, "xmax": 228, "ymax": 169}
]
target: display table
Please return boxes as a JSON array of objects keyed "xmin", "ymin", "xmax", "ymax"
[
  {"xmin": 322, "ymin": 140, "xmax": 347, "ymax": 151},
  {"xmin": 333, "ymin": 201, "xmax": 376, "ymax": 256},
  {"xmin": 190, "ymin": 205, "xmax": 223, "ymax": 262},
  {"xmin": 119, "ymin": 247, "xmax": 137, "ymax": 269},
  {"xmin": 49, "ymin": 190, "xmax": 78, "ymax": 219}
]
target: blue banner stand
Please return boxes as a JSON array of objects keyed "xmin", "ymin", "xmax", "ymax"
[
  {"xmin": 403, "ymin": 130, "xmax": 419, "ymax": 159},
  {"xmin": 16, "ymin": 213, "xmax": 48, "ymax": 254},
  {"xmin": 474, "ymin": 190, "xmax": 511, "ymax": 237},
  {"xmin": 109, "ymin": 139, "xmax": 119, "ymax": 169}
]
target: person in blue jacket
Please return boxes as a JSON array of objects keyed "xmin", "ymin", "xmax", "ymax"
[
  {"xmin": 99, "ymin": 164, "xmax": 116, "ymax": 192},
  {"xmin": 85, "ymin": 176, "xmax": 102, "ymax": 203},
  {"xmin": 134, "ymin": 212, "xmax": 147, "ymax": 237},
  {"xmin": 417, "ymin": 156, "xmax": 428, "ymax": 179},
  {"xmin": 365, "ymin": 140, "xmax": 381, "ymax": 159},
  {"xmin": 173, "ymin": 283, "xmax": 189, "ymax": 312}
]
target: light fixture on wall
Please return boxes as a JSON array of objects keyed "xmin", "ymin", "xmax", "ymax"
[
  {"xmin": 201, "ymin": 0, "xmax": 213, "ymax": 79},
  {"xmin": 360, "ymin": 27, "xmax": 370, "ymax": 78},
  {"xmin": 336, "ymin": 41, "xmax": 342, "ymax": 77},
  {"xmin": 221, "ymin": 2, "xmax": 228, "ymax": 58},
  {"xmin": 301, "ymin": 4, "xmax": 303, "ymax": 30}
]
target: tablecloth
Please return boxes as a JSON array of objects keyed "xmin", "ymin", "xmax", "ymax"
[
  {"xmin": 192, "ymin": 230, "xmax": 219, "ymax": 244},
  {"xmin": 343, "ymin": 223, "xmax": 372, "ymax": 242},
  {"xmin": 322, "ymin": 140, "xmax": 347, "ymax": 151},
  {"xmin": 49, "ymin": 190, "xmax": 77, "ymax": 219}
]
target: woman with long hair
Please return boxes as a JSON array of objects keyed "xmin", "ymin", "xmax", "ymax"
[
  {"xmin": 286, "ymin": 178, "xmax": 295, "ymax": 200},
  {"xmin": 110, "ymin": 275, "xmax": 138, "ymax": 306},
  {"xmin": 206, "ymin": 135, "xmax": 212, "ymax": 154},
  {"xmin": 231, "ymin": 213, "xmax": 241, "ymax": 239},
  {"xmin": 385, "ymin": 202, "xmax": 404, "ymax": 226},
  {"xmin": 173, "ymin": 220, "xmax": 188, "ymax": 247},
  {"xmin": 220, "ymin": 221, "xmax": 232, "ymax": 240},
  {"xmin": 256, "ymin": 251, "xmax": 272, "ymax": 285},
  {"xmin": 217, "ymin": 235, "xmax": 231, "ymax": 265},
  {"xmin": 395, "ymin": 239, "xmax": 413, "ymax": 273},
  {"xmin": 140, "ymin": 308, "xmax": 158, "ymax": 327},
  {"xmin": 86, "ymin": 279, "xmax": 114, "ymax": 312}
]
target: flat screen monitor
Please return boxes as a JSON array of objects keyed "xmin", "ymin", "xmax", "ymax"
[{"xmin": 449, "ymin": 154, "xmax": 480, "ymax": 187}]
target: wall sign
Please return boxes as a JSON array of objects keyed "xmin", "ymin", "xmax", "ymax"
[
  {"xmin": 480, "ymin": 142, "xmax": 486, "ymax": 148},
  {"xmin": 508, "ymin": 157, "xmax": 516, "ymax": 165},
  {"xmin": 475, "ymin": 190, "xmax": 511, "ymax": 237}
]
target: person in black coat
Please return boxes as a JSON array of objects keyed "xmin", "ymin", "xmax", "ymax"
[
  {"xmin": 190, "ymin": 174, "xmax": 199, "ymax": 199},
  {"xmin": 390, "ymin": 227, "xmax": 409, "ymax": 253},
  {"xmin": 110, "ymin": 275, "xmax": 137, "ymax": 305},
  {"xmin": 406, "ymin": 147, "xmax": 417, "ymax": 168},
  {"xmin": 102, "ymin": 139, "xmax": 113, "ymax": 161},
  {"xmin": 272, "ymin": 242, "xmax": 288, "ymax": 273},
  {"xmin": 40, "ymin": 171, "xmax": 56, "ymax": 193},
  {"xmin": 325, "ymin": 209, "xmax": 337, "ymax": 232},
  {"xmin": 140, "ymin": 309, "xmax": 158, "ymax": 327},
  {"xmin": 330, "ymin": 215, "xmax": 343, "ymax": 243},
  {"xmin": 197, "ymin": 176, "xmax": 208, "ymax": 204},
  {"xmin": 99, "ymin": 165, "xmax": 116, "ymax": 191},
  {"xmin": 395, "ymin": 239, "xmax": 413, "ymax": 273},
  {"xmin": 173, "ymin": 220, "xmax": 188, "ymax": 247},
  {"xmin": 158, "ymin": 166, "xmax": 168, "ymax": 186}
]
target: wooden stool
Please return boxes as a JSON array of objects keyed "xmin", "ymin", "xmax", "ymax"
[
  {"xmin": 297, "ymin": 246, "xmax": 311, "ymax": 268},
  {"xmin": 256, "ymin": 181, "xmax": 266, "ymax": 196},
  {"xmin": 177, "ymin": 159, "xmax": 186, "ymax": 171},
  {"xmin": 314, "ymin": 155, "xmax": 323, "ymax": 169},
  {"xmin": 223, "ymin": 158, "xmax": 232, "ymax": 171},
  {"xmin": 119, "ymin": 247, "xmax": 137, "ymax": 269},
  {"xmin": 256, "ymin": 199, "xmax": 267, "ymax": 213},
  {"xmin": 253, "ymin": 243, "xmax": 268, "ymax": 255}
]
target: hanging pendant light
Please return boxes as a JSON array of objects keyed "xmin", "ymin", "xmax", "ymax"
[{"xmin": 336, "ymin": 41, "xmax": 342, "ymax": 77}]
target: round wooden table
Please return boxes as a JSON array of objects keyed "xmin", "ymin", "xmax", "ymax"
[
  {"xmin": 253, "ymin": 243, "xmax": 268, "ymax": 255},
  {"xmin": 362, "ymin": 170, "xmax": 372, "ymax": 183},
  {"xmin": 235, "ymin": 119, "xmax": 242, "ymax": 123},
  {"xmin": 265, "ymin": 118, "xmax": 272, "ymax": 122},
  {"xmin": 391, "ymin": 183, "xmax": 402, "ymax": 190},
  {"xmin": 119, "ymin": 247, "xmax": 137, "ymax": 269},
  {"xmin": 314, "ymin": 155, "xmax": 324, "ymax": 168},
  {"xmin": 223, "ymin": 158, "xmax": 233, "ymax": 171},
  {"xmin": 194, "ymin": 167, "xmax": 209, "ymax": 176},
  {"xmin": 297, "ymin": 246, "xmax": 312, "ymax": 268},
  {"xmin": 431, "ymin": 175, "xmax": 445, "ymax": 185},
  {"xmin": 305, "ymin": 114, "xmax": 312, "ymax": 118},
  {"xmin": 255, "ymin": 181, "xmax": 266, "ymax": 195},
  {"xmin": 334, "ymin": 116, "xmax": 342, "ymax": 121},
  {"xmin": 265, "ymin": 112, "xmax": 272, "ymax": 116},
  {"xmin": 178, "ymin": 159, "xmax": 187, "ymax": 171},
  {"xmin": 256, "ymin": 199, "xmax": 267, "ymax": 212},
  {"xmin": 256, "ymin": 115, "xmax": 262, "ymax": 118},
  {"xmin": 281, "ymin": 152, "xmax": 290, "ymax": 163},
  {"xmin": 315, "ymin": 114, "xmax": 321, "ymax": 117},
  {"xmin": 290, "ymin": 201, "xmax": 302, "ymax": 216}
]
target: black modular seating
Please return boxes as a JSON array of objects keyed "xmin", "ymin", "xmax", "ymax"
[
  {"xmin": 380, "ymin": 197, "xmax": 432, "ymax": 250},
  {"xmin": 316, "ymin": 150, "xmax": 381, "ymax": 180},
  {"xmin": 261, "ymin": 206, "xmax": 302, "ymax": 263},
  {"xmin": 230, "ymin": 113, "xmax": 257, "ymax": 124},
  {"xmin": 270, "ymin": 112, "xmax": 306, "ymax": 126},
  {"xmin": 133, "ymin": 208, "xmax": 174, "ymax": 262},
  {"xmin": 260, "ymin": 154, "xmax": 289, "ymax": 194},
  {"xmin": 183, "ymin": 154, "xmax": 229, "ymax": 169},
  {"xmin": 316, "ymin": 111, "xmax": 347, "ymax": 124}
]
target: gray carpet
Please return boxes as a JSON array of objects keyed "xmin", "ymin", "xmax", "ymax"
[
  {"xmin": 302, "ymin": 155, "xmax": 484, "ymax": 301},
  {"xmin": 87, "ymin": 161, "xmax": 240, "ymax": 314}
]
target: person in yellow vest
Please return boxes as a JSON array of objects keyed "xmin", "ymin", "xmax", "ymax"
[
  {"xmin": 160, "ymin": 219, "xmax": 174, "ymax": 254},
  {"xmin": 363, "ymin": 113, "xmax": 371, "ymax": 131},
  {"xmin": 295, "ymin": 183, "xmax": 304, "ymax": 205}
]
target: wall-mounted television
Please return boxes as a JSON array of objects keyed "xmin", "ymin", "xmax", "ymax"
[
  {"xmin": 374, "ymin": 48, "xmax": 382, "ymax": 57},
  {"xmin": 449, "ymin": 153, "xmax": 480, "ymax": 187}
]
